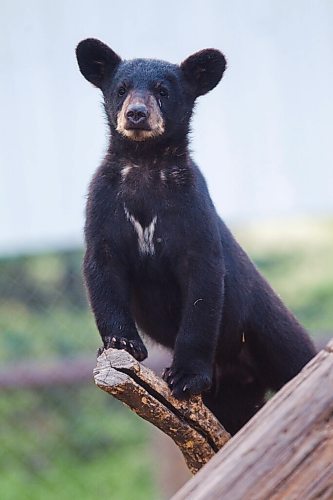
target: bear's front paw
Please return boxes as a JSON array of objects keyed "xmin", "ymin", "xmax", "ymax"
[
  {"xmin": 162, "ymin": 365, "xmax": 212, "ymax": 400},
  {"xmin": 98, "ymin": 336, "xmax": 148, "ymax": 362}
]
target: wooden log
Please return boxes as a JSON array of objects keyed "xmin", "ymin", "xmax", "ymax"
[
  {"xmin": 0, "ymin": 347, "xmax": 170, "ymax": 389},
  {"xmin": 172, "ymin": 340, "xmax": 333, "ymax": 500},
  {"xmin": 0, "ymin": 356, "xmax": 95, "ymax": 388},
  {"xmin": 93, "ymin": 349, "xmax": 230, "ymax": 474}
]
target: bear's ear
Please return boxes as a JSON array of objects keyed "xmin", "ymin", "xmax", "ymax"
[
  {"xmin": 76, "ymin": 38, "xmax": 121, "ymax": 88},
  {"xmin": 180, "ymin": 49, "xmax": 226, "ymax": 97}
]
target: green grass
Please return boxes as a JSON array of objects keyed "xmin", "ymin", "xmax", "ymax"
[
  {"xmin": 0, "ymin": 387, "xmax": 156, "ymax": 500},
  {"xmin": 2, "ymin": 453, "xmax": 154, "ymax": 500}
]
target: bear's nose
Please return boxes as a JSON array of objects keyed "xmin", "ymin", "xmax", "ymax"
[{"xmin": 126, "ymin": 104, "xmax": 149, "ymax": 125}]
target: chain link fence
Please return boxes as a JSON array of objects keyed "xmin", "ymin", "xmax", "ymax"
[{"xmin": 0, "ymin": 250, "xmax": 156, "ymax": 500}]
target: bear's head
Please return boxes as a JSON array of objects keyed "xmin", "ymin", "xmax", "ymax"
[{"xmin": 76, "ymin": 39, "xmax": 226, "ymax": 144}]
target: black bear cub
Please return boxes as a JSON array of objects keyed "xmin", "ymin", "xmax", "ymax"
[{"xmin": 76, "ymin": 39, "xmax": 316, "ymax": 434}]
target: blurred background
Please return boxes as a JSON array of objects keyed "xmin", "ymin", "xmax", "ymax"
[{"xmin": 1, "ymin": 1, "xmax": 332, "ymax": 499}]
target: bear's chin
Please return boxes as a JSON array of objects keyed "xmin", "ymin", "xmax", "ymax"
[{"xmin": 118, "ymin": 128, "xmax": 164, "ymax": 142}]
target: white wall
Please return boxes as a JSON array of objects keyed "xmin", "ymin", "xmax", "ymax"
[{"xmin": 1, "ymin": 0, "xmax": 332, "ymax": 254}]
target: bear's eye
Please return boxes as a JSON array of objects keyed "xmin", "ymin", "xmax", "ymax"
[
  {"xmin": 118, "ymin": 86, "xmax": 127, "ymax": 97},
  {"xmin": 159, "ymin": 87, "xmax": 168, "ymax": 97}
]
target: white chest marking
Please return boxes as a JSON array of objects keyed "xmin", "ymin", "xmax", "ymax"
[
  {"xmin": 124, "ymin": 205, "xmax": 157, "ymax": 256},
  {"xmin": 121, "ymin": 163, "xmax": 139, "ymax": 182},
  {"xmin": 121, "ymin": 165, "xmax": 133, "ymax": 181}
]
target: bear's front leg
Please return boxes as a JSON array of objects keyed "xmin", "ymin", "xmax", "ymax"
[
  {"xmin": 84, "ymin": 247, "xmax": 148, "ymax": 362},
  {"xmin": 163, "ymin": 253, "xmax": 224, "ymax": 399}
]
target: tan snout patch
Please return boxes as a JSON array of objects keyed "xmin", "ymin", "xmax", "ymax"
[{"xmin": 116, "ymin": 92, "xmax": 165, "ymax": 141}]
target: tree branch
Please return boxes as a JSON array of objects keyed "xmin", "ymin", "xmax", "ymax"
[{"xmin": 94, "ymin": 349, "xmax": 230, "ymax": 474}]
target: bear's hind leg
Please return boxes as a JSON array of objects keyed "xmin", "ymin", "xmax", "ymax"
[{"xmin": 203, "ymin": 358, "xmax": 267, "ymax": 436}]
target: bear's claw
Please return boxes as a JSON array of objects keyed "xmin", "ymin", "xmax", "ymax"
[{"xmin": 98, "ymin": 335, "xmax": 148, "ymax": 362}]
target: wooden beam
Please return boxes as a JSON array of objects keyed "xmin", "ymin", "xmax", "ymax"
[
  {"xmin": 172, "ymin": 340, "xmax": 333, "ymax": 499},
  {"xmin": 94, "ymin": 348, "xmax": 230, "ymax": 474}
]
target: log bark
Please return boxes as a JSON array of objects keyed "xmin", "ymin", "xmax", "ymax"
[
  {"xmin": 93, "ymin": 348, "xmax": 230, "ymax": 474},
  {"xmin": 172, "ymin": 340, "xmax": 333, "ymax": 500}
]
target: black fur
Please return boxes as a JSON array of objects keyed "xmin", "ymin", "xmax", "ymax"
[{"xmin": 76, "ymin": 39, "xmax": 316, "ymax": 435}]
